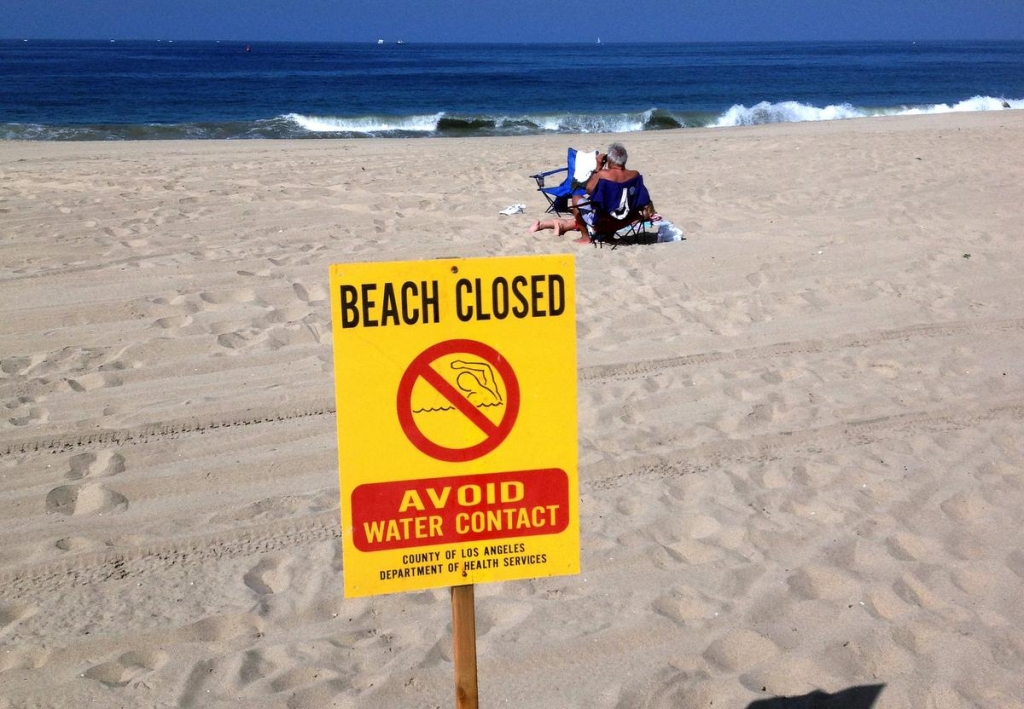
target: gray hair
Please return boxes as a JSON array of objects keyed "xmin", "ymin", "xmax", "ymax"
[{"xmin": 606, "ymin": 143, "xmax": 628, "ymax": 167}]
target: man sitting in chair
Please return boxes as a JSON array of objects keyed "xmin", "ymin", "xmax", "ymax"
[{"xmin": 529, "ymin": 142, "xmax": 657, "ymax": 244}]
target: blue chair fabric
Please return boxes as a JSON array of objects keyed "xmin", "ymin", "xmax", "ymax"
[
  {"xmin": 529, "ymin": 148, "xmax": 588, "ymax": 215},
  {"xmin": 579, "ymin": 174, "xmax": 654, "ymax": 247}
]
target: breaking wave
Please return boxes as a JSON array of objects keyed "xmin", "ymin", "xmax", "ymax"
[
  {"xmin": 2, "ymin": 96, "xmax": 1019, "ymax": 141},
  {"xmin": 712, "ymin": 95, "xmax": 1023, "ymax": 127}
]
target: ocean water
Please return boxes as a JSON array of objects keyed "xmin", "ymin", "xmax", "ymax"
[{"xmin": 2, "ymin": 40, "xmax": 1023, "ymax": 140}]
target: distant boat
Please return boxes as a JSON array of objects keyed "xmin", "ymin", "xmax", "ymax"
[
  {"xmin": 396, "ymin": 40, "xmax": 405, "ymax": 45},
  {"xmin": 377, "ymin": 39, "xmax": 384, "ymax": 45},
  {"xmin": 597, "ymin": 37, "xmax": 601, "ymax": 44}
]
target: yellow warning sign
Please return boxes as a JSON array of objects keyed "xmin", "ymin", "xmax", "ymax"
[{"xmin": 329, "ymin": 255, "xmax": 578, "ymax": 597}]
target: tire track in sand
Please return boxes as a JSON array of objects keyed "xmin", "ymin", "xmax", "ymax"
[
  {"xmin": 2, "ymin": 398, "xmax": 1021, "ymax": 600},
  {"xmin": 5, "ymin": 317, "xmax": 1021, "ymax": 458},
  {"xmin": 586, "ymin": 399, "xmax": 1024, "ymax": 490},
  {"xmin": 0, "ymin": 512, "xmax": 339, "ymax": 601},
  {"xmin": 578, "ymin": 317, "xmax": 1024, "ymax": 383}
]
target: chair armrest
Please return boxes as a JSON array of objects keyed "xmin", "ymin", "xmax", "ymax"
[{"xmin": 528, "ymin": 166, "xmax": 568, "ymax": 180}]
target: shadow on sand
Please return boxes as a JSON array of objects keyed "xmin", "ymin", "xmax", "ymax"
[
  {"xmin": 745, "ymin": 683, "xmax": 885, "ymax": 709},
  {"xmin": 592, "ymin": 220, "xmax": 685, "ymax": 248}
]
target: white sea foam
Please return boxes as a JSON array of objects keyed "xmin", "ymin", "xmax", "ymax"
[
  {"xmin": 714, "ymin": 101, "xmax": 864, "ymax": 127},
  {"xmin": 285, "ymin": 112, "xmax": 443, "ymax": 133},
  {"xmin": 890, "ymin": 95, "xmax": 1024, "ymax": 115},
  {"xmin": 522, "ymin": 111, "xmax": 652, "ymax": 134},
  {"xmin": 713, "ymin": 95, "xmax": 1021, "ymax": 128}
]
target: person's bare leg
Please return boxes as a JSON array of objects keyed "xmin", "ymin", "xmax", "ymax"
[
  {"xmin": 529, "ymin": 219, "xmax": 558, "ymax": 233},
  {"xmin": 529, "ymin": 218, "xmax": 575, "ymax": 235},
  {"xmin": 553, "ymin": 219, "xmax": 578, "ymax": 236}
]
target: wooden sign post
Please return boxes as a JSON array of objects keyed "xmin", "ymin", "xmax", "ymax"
[{"xmin": 451, "ymin": 584, "xmax": 479, "ymax": 709}]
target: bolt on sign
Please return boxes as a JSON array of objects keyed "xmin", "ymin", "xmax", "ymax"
[{"xmin": 329, "ymin": 255, "xmax": 579, "ymax": 597}]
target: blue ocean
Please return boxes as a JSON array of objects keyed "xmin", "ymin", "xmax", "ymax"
[{"xmin": 2, "ymin": 40, "xmax": 1022, "ymax": 140}]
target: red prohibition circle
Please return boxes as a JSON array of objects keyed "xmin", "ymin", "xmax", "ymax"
[{"xmin": 396, "ymin": 339, "xmax": 520, "ymax": 462}]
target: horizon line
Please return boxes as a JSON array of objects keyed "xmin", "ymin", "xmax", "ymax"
[{"xmin": 3, "ymin": 37, "xmax": 1023, "ymax": 45}]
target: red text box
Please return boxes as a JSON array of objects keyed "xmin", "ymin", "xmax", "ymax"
[{"xmin": 352, "ymin": 469, "xmax": 569, "ymax": 552}]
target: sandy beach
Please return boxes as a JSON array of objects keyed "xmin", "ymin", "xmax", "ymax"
[{"xmin": 2, "ymin": 111, "xmax": 1024, "ymax": 708}]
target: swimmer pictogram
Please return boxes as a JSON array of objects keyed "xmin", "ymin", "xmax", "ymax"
[
  {"xmin": 396, "ymin": 339, "xmax": 520, "ymax": 462},
  {"xmin": 413, "ymin": 359, "xmax": 504, "ymax": 413}
]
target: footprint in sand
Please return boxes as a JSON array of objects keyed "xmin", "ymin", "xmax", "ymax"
[
  {"xmin": 745, "ymin": 268, "xmax": 771, "ymax": 287},
  {"xmin": 660, "ymin": 537, "xmax": 726, "ymax": 565},
  {"xmin": 66, "ymin": 450, "xmax": 126, "ymax": 480},
  {"xmin": 243, "ymin": 556, "xmax": 292, "ymax": 596},
  {"xmin": 0, "ymin": 644, "xmax": 49, "ymax": 672},
  {"xmin": 65, "ymin": 372, "xmax": 123, "ymax": 392},
  {"xmin": 891, "ymin": 572, "xmax": 944, "ymax": 611},
  {"xmin": 217, "ymin": 330, "xmax": 261, "ymax": 351},
  {"xmin": 154, "ymin": 314, "xmax": 194, "ymax": 329},
  {"xmin": 5, "ymin": 394, "xmax": 40, "ymax": 415},
  {"xmin": 1, "ymin": 355, "xmax": 37, "ymax": 376},
  {"xmin": 55, "ymin": 536, "xmax": 105, "ymax": 553},
  {"xmin": 268, "ymin": 666, "xmax": 342, "ymax": 693},
  {"xmin": 651, "ymin": 587, "xmax": 725, "ymax": 625},
  {"xmin": 885, "ymin": 532, "xmax": 940, "ymax": 562},
  {"xmin": 939, "ymin": 489, "xmax": 987, "ymax": 522},
  {"xmin": 703, "ymin": 628, "xmax": 779, "ymax": 672},
  {"xmin": 272, "ymin": 678, "xmax": 350, "ymax": 708},
  {"xmin": 0, "ymin": 602, "xmax": 39, "ymax": 637},
  {"xmin": 292, "ymin": 282, "xmax": 327, "ymax": 303},
  {"xmin": 786, "ymin": 564, "xmax": 859, "ymax": 600},
  {"xmin": 199, "ymin": 288, "xmax": 257, "ymax": 305},
  {"xmin": 102, "ymin": 225, "xmax": 133, "ymax": 238},
  {"xmin": 8, "ymin": 405, "xmax": 49, "ymax": 427},
  {"xmin": 1006, "ymin": 549, "xmax": 1024, "ymax": 579},
  {"xmin": 236, "ymin": 648, "xmax": 280, "ymax": 686},
  {"xmin": 618, "ymin": 666, "xmax": 740, "ymax": 709},
  {"xmin": 149, "ymin": 294, "xmax": 189, "ymax": 307},
  {"xmin": 83, "ymin": 650, "xmax": 168, "ymax": 687},
  {"xmin": 474, "ymin": 598, "xmax": 533, "ymax": 639},
  {"xmin": 182, "ymin": 613, "xmax": 263, "ymax": 643},
  {"xmin": 45, "ymin": 483, "xmax": 129, "ymax": 516}
]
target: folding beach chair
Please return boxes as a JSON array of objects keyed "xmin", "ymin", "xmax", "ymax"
[
  {"xmin": 575, "ymin": 174, "xmax": 656, "ymax": 248},
  {"xmin": 529, "ymin": 148, "xmax": 588, "ymax": 216}
]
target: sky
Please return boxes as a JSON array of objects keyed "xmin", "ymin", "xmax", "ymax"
[{"xmin": 3, "ymin": 0, "xmax": 1024, "ymax": 43}]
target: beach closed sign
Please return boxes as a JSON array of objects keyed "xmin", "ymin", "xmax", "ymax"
[{"xmin": 329, "ymin": 255, "xmax": 578, "ymax": 597}]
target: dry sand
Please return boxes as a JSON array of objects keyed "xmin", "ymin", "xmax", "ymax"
[{"xmin": 2, "ymin": 111, "xmax": 1024, "ymax": 708}]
